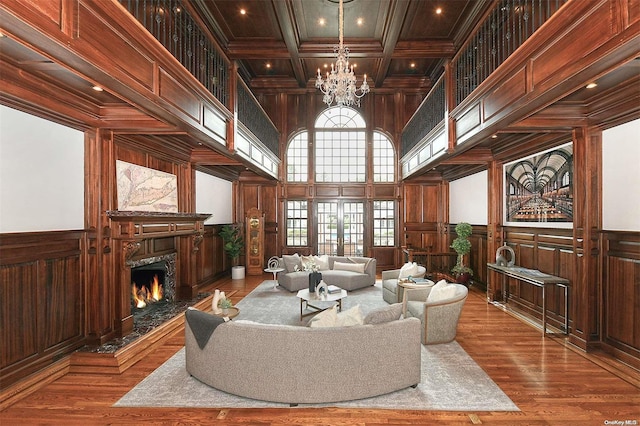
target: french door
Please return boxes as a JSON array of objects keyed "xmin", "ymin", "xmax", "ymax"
[{"xmin": 316, "ymin": 201, "xmax": 364, "ymax": 256}]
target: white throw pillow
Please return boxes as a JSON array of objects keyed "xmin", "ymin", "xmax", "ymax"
[
  {"xmin": 301, "ymin": 255, "xmax": 314, "ymax": 270},
  {"xmin": 336, "ymin": 305, "xmax": 364, "ymax": 326},
  {"xmin": 398, "ymin": 262, "xmax": 419, "ymax": 279},
  {"xmin": 308, "ymin": 305, "xmax": 338, "ymax": 327},
  {"xmin": 427, "ymin": 280, "xmax": 458, "ymax": 303},
  {"xmin": 312, "ymin": 255, "xmax": 330, "ymax": 271},
  {"xmin": 333, "ymin": 261, "xmax": 365, "ymax": 274}
]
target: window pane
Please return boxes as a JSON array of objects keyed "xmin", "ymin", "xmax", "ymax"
[
  {"xmin": 286, "ymin": 200, "xmax": 308, "ymax": 246},
  {"xmin": 373, "ymin": 132, "xmax": 395, "ymax": 183},
  {"xmin": 373, "ymin": 200, "xmax": 395, "ymax": 246},
  {"xmin": 286, "ymin": 132, "xmax": 308, "ymax": 182}
]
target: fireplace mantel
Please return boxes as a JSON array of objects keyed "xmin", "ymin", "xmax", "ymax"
[{"xmin": 107, "ymin": 211, "xmax": 211, "ymax": 239}]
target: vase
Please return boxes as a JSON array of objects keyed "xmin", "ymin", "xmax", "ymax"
[
  {"xmin": 309, "ymin": 271, "xmax": 322, "ymax": 292},
  {"xmin": 212, "ymin": 289, "xmax": 222, "ymax": 314}
]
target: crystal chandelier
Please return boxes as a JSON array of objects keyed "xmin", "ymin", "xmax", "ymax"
[{"xmin": 315, "ymin": 0, "xmax": 370, "ymax": 107}]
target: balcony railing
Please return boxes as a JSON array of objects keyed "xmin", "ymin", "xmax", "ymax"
[
  {"xmin": 401, "ymin": 0, "xmax": 567, "ymax": 165},
  {"xmin": 454, "ymin": 0, "xmax": 567, "ymax": 106},
  {"xmin": 237, "ymin": 82, "xmax": 280, "ymax": 158},
  {"xmin": 119, "ymin": 0, "xmax": 229, "ymax": 109}
]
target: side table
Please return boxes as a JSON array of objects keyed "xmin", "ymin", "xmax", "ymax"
[{"xmin": 211, "ymin": 306, "xmax": 240, "ymax": 320}]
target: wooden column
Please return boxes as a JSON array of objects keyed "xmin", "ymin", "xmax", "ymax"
[
  {"xmin": 486, "ymin": 159, "xmax": 504, "ymax": 302},
  {"xmin": 570, "ymin": 126, "xmax": 602, "ymax": 350}
]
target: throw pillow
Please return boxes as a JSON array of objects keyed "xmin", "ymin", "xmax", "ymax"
[
  {"xmin": 308, "ymin": 305, "xmax": 338, "ymax": 327},
  {"xmin": 312, "ymin": 254, "xmax": 330, "ymax": 271},
  {"xmin": 335, "ymin": 304, "xmax": 364, "ymax": 326},
  {"xmin": 301, "ymin": 255, "xmax": 314, "ymax": 270},
  {"xmin": 363, "ymin": 303, "xmax": 403, "ymax": 325},
  {"xmin": 398, "ymin": 262, "xmax": 419, "ymax": 279},
  {"xmin": 427, "ymin": 280, "xmax": 458, "ymax": 303},
  {"xmin": 282, "ymin": 253, "xmax": 303, "ymax": 273},
  {"xmin": 333, "ymin": 261, "xmax": 366, "ymax": 274}
]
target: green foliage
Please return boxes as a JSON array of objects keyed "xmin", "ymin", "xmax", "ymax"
[
  {"xmin": 450, "ymin": 222, "xmax": 473, "ymax": 275},
  {"xmin": 220, "ymin": 224, "xmax": 244, "ymax": 265},
  {"xmin": 219, "ymin": 298, "xmax": 233, "ymax": 309}
]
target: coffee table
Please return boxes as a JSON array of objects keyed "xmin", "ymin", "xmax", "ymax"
[{"xmin": 296, "ymin": 287, "xmax": 347, "ymax": 320}]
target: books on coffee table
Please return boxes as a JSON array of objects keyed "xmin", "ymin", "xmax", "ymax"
[{"xmin": 327, "ymin": 285, "xmax": 343, "ymax": 294}]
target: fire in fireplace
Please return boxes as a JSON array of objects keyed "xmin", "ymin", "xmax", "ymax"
[{"xmin": 131, "ymin": 262, "xmax": 166, "ymax": 310}]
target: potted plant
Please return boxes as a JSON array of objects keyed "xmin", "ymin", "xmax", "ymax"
[
  {"xmin": 219, "ymin": 297, "xmax": 233, "ymax": 315},
  {"xmin": 450, "ymin": 222, "xmax": 473, "ymax": 285},
  {"xmin": 220, "ymin": 224, "xmax": 245, "ymax": 279}
]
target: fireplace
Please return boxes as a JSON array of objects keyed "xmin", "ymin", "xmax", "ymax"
[{"xmin": 128, "ymin": 253, "xmax": 176, "ymax": 315}]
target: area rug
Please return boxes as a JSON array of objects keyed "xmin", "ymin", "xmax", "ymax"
[{"xmin": 115, "ymin": 280, "xmax": 519, "ymax": 411}]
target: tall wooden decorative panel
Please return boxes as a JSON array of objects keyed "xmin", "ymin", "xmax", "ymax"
[{"xmin": 246, "ymin": 208, "xmax": 264, "ymax": 275}]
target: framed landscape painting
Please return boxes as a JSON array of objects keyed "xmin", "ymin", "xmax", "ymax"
[
  {"xmin": 116, "ymin": 160, "xmax": 179, "ymax": 213},
  {"xmin": 503, "ymin": 142, "xmax": 573, "ymax": 228}
]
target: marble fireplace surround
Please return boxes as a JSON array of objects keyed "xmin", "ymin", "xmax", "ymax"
[{"xmin": 107, "ymin": 211, "xmax": 210, "ymax": 338}]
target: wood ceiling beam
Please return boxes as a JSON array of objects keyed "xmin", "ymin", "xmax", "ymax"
[
  {"xmin": 375, "ymin": 0, "xmax": 410, "ymax": 87},
  {"xmin": 272, "ymin": 0, "xmax": 306, "ymax": 87},
  {"xmin": 392, "ymin": 41, "xmax": 456, "ymax": 58}
]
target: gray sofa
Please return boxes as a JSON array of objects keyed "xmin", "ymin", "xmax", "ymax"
[
  {"xmin": 277, "ymin": 255, "xmax": 376, "ymax": 292},
  {"xmin": 185, "ymin": 310, "xmax": 421, "ymax": 405}
]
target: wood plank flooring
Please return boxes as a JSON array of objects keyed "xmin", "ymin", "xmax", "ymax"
[{"xmin": 1, "ymin": 274, "xmax": 639, "ymax": 425}]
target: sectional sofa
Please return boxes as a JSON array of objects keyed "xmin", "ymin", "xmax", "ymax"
[
  {"xmin": 276, "ymin": 254, "xmax": 376, "ymax": 292},
  {"xmin": 184, "ymin": 306, "xmax": 421, "ymax": 404}
]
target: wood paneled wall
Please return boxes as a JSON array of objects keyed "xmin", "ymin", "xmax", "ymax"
[
  {"xmin": 602, "ymin": 231, "xmax": 640, "ymax": 366},
  {"xmin": 0, "ymin": 231, "xmax": 85, "ymax": 388}
]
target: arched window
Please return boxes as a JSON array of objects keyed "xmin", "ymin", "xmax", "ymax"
[
  {"xmin": 561, "ymin": 171, "xmax": 570, "ymax": 187},
  {"xmin": 373, "ymin": 131, "xmax": 395, "ymax": 183},
  {"xmin": 315, "ymin": 107, "xmax": 366, "ymax": 183},
  {"xmin": 286, "ymin": 131, "xmax": 308, "ymax": 182}
]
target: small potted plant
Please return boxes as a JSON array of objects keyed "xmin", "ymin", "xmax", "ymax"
[
  {"xmin": 450, "ymin": 222, "xmax": 473, "ymax": 285},
  {"xmin": 220, "ymin": 224, "xmax": 245, "ymax": 279},
  {"xmin": 219, "ymin": 297, "xmax": 233, "ymax": 315}
]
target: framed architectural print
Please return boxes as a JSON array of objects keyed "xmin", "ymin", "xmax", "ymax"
[{"xmin": 503, "ymin": 142, "xmax": 573, "ymax": 228}]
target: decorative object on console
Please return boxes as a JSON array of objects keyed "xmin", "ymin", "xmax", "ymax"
[
  {"xmin": 450, "ymin": 222, "xmax": 473, "ymax": 285},
  {"xmin": 495, "ymin": 244, "xmax": 516, "ymax": 267},
  {"xmin": 219, "ymin": 297, "xmax": 233, "ymax": 315}
]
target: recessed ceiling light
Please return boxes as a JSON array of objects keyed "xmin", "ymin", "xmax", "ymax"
[
  {"xmin": 240, "ymin": 8, "xmax": 246, "ymax": 15},
  {"xmin": 323, "ymin": 63, "xmax": 329, "ymax": 69},
  {"xmin": 586, "ymin": 82, "xmax": 597, "ymax": 89},
  {"xmin": 356, "ymin": 17, "xmax": 364, "ymax": 26},
  {"xmin": 265, "ymin": 62, "xmax": 272, "ymax": 69},
  {"xmin": 318, "ymin": 18, "xmax": 326, "ymax": 26},
  {"xmin": 410, "ymin": 62, "xmax": 416, "ymax": 69},
  {"xmin": 435, "ymin": 7, "xmax": 443, "ymax": 15},
  {"xmin": 92, "ymin": 85, "xmax": 104, "ymax": 92},
  {"xmin": 491, "ymin": 134, "xmax": 498, "ymax": 139}
]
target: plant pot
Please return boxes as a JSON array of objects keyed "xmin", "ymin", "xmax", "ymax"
[
  {"xmin": 456, "ymin": 272, "xmax": 471, "ymax": 286},
  {"xmin": 231, "ymin": 265, "xmax": 245, "ymax": 280}
]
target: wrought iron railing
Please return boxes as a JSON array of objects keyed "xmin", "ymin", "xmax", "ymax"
[
  {"xmin": 119, "ymin": 0, "xmax": 229, "ymax": 108},
  {"xmin": 453, "ymin": 0, "xmax": 567, "ymax": 106},
  {"xmin": 237, "ymin": 82, "xmax": 280, "ymax": 157},
  {"xmin": 401, "ymin": 76, "xmax": 445, "ymax": 157},
  {"xmin": 401, "ymin": 0, "xmax": 567, "ymax": 156}
]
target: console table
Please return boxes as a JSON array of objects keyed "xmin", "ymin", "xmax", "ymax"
[{"xmin": 487, "ymin": 263, "xmax": 569, "ymax": 336}]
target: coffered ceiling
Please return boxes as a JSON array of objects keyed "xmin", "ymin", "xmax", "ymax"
[{"xmin": 191, "ymin": 0, "xmax": 490, "ymax": 89}]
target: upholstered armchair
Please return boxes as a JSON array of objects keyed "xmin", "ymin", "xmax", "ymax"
[
  {"xmin": 381, "ymin": 264, "xmax": 428, "ymax": 304},
  {"xmin": 402, "ymin": 281, "xmax": 468, "ymax": 345}
]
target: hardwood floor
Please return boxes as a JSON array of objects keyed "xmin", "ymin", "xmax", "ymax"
[{"xmin": 1, "ymin": 274, "xmax": 639, "ymax": 425}]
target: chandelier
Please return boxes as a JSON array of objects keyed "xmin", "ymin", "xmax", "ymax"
[{"xmin": 315, "ymin": 0, "xmax": 370, "ymax": 107}]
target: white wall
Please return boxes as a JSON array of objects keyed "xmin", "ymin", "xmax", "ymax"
[
  {"xmin": 449, "ymin": 170, "xmax": 488, "ymax": 225},
  {"xmin": 195, "ymin": 171, "xmax": 233, "ymax": 224},
  {"xmin": 602, "ymin": 119, "xmax": 640, "ymax": 231},
  {"xmin": 0, "ymin": 106, "xmax": 84, "ymax": 232}
]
